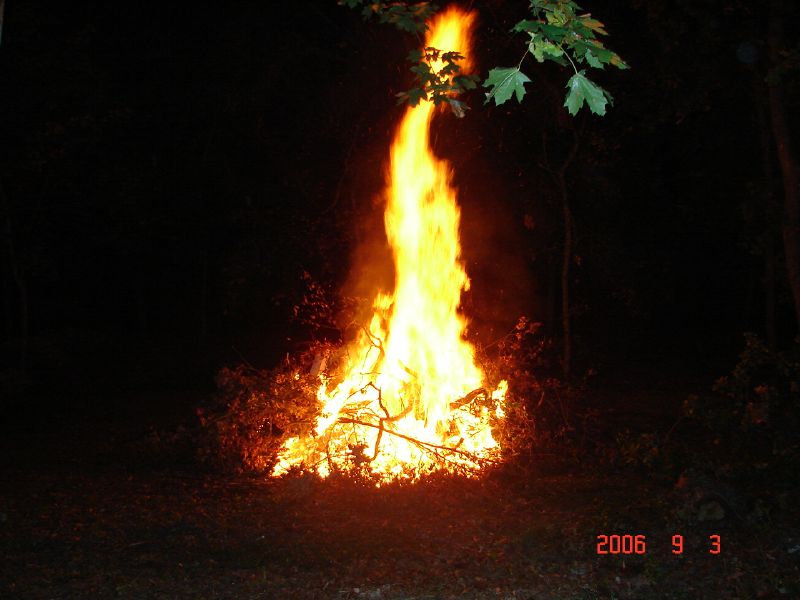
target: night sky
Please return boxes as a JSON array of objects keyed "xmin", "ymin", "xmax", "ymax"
[{"xmin": 1, "ymin": 0, "xmax": 798, "ymax": 401}]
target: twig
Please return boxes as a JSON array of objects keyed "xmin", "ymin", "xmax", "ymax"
[
  {"xmin": 368, "ymin": 382, "xmax": 387, "ymax": 460},
  {"xmin": 662, "ymin": 414, "xmax": 684, "ymax": 447},
  {"xmin": 335, "ymin": 417, "xmax": 493, "ymax": 465},
  {"xmin": 230, "ymin": 346, "xmax": 259, "ymax": 372},
  {"xmin": 362, "ymin": 326, "xmax": 385, "ymax": 353},
  {"xmin": 450, "ymin": 387, "xmax": 487, "ymax": 410},
  {"xmin": 535, "ymin": 389, "xmax": 546, "ymax": 409},
  {"xmin": 372, "ymin": 382, "xmax": 391, "ymax": 421},
  {"xmin": 349, "ymin": 379, "xmax": 412, "ymax": 423}
]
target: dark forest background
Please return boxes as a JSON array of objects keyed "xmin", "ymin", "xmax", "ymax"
[{"xmin": 1, "ymin": 0, "xmax": 798, "ymax": 407}]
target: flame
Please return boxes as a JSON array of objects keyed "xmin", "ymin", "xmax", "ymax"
[{"xmin": 274, "ymin": 6, "xmax": 506, "ymax": 481}]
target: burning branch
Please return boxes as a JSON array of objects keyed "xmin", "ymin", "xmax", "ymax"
[
  {"xmin": 450, "ymin": 387, "xmax": 488, "ymax": 410},
  {"xmin": 336, "ymin": 417, "xmax": 492, "ymax": 470}
]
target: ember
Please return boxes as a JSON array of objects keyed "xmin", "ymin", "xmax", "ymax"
[{"xmin": 274, "ymin": 6, "xmax": 507, "ymax": 481}]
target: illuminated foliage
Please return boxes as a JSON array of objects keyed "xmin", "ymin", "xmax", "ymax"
[{"xmin": 339, "ymin": 0, "xmax": 627, "ymax": 115}]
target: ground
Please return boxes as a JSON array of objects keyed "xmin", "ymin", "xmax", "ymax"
[{"xmin": 1, "ymin": 380, "xmax": 798, "ymax": 599}]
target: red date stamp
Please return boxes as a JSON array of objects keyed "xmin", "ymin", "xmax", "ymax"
[{"xmin": 596, "ymin": 534, "xmax": 721, "ymax": 555}]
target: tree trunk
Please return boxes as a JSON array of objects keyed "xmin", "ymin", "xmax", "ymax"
[
  {"xmin": 135, "ymin": 263, "xmax": 148, "ymax": 335},
  {"xmin": 765, "ymin": 242, "xmax": 777, "ymax": 348},
  {"xmin": 199, "ymin": 246, "xmax": 208, "ymax": 344},
  {"xmin": 559, "ymin": 176, "xmax": 573, "ymax": 378},
  {"xmin": 542, "ymin": 126, "xmax": 581, "ymax": 379},
  {"xmin": 768, "ymin": 0, "xmax": 800, "ymax": 332},
  {"xmin": 753, "ymin": 69, "xmax": 779, "ymax": 348},
  {"xmin": 0, "ymin": 0, "xmax": 6, "ymax": 48},
  {"xmin": 545, "ymin": 256, "xmax": 557, "ymax": 336},
  {"xmin": 0, "ymin": 178, "xmax": 29, "ymax": 375}
]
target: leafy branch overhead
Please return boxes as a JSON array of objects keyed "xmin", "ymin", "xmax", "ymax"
[
  {"xmin": 340, "ymin": 0, "xmax": 628, "ymax": 117},
  {"xmin": 395, "ymin": 47, "xmax": 480, "ymax": 111},
  {"xmin": 341, "ymin": 0, "xmax": 437, "ymax": 33}
]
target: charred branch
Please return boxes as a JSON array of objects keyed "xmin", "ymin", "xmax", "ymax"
[{"xmin": 336, "ymin": 417, "xmax": 493, "ymax": 468}]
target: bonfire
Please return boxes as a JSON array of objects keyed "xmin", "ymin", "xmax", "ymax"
[{"xmin": 270, "ymin": 6, "xmax": 507, "ymax": 482}]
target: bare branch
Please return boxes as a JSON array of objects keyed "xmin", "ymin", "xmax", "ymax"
[{"xmin": 336, "ymin": 417, "xmax": 495, "ymax": 466}]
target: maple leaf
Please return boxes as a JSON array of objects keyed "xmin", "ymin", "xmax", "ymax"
[
  {"xmin": 483, "ymin": 67, "xmax": 531, "ymax": 105},
  {"xmin": 564, "ymin": 71, "xmax": 611, "ymax": 116}
]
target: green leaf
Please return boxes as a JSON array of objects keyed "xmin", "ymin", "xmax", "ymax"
[
  {"xmin": 545, "ymin": 8, "xmax": 568, "ymax": 26},
  {"xmin": 396, "ymin": 87, "xmax": 428, "ymax": 107},
  {"xmin": 512, "ymin": 20, "xmax": 541, "ymax": 34},
  {"xmin": 579, "ymin": 15, "xmax": 608, "ymax": 35},
  {"xmin": 570, "ymin": 39, "xmax": 625, "ymax": 71},
  {"xmin": 530, "ymin": 42, "xmax": 544, "ymax": 62},
  {"xmin": 439, "ymin": 62, "xmax": 460, "ymax": 76},
  {"xmin": 564, "ymin": 71, "xmax": 610, "ymax": 116},
  {"xmin": 584, "ymin": 49, "xmax": 603, "ymax": 69},
  {"xmin": 543, "ymin": 41, "xmax": 564, "ymax": 59},
  {"xmin": 441, "ymin": 51, "xmax": 464, "ymax": 63},
  {"xmin": 407, "ymin": 48, "xmax": 423, "ymax": 62},
  {"xmin": 592, "ymin": 46, "xmax": 615, "ymax": 64},
  {"xmin": 392, "ymin": 15, "xmax": 420, "ymax": 33},
  {"xmin": 529, "ymin": 38, "xmax": 564, "ymax": 63},
  {"xmin": 378, "ymin": 4, "xmax": 431, "ymax": 33},
  {"xmin": 409, "ymin": 88, "xmax": 428, "ymax": 105},
  {"xmin": 611, "ymin": 54, "xmax": 630, "ymax": 70},
  {"xmin": 483, "ymin": 67, "xmax": 531, "ymax": 105},
  {"xmin": 453, "ymin": 74, "xmax": 478, "ymax": 90},
  {"xmin": 540, "ymin": 23, "xmax": 568, "ymax": 41},
  {"xmin": 410, "ymin": 63, "xmax": 430, "ymax": 76},
  {"xmin": 409, "ymin": 62, "xmax": 436, "ymax": 86}
]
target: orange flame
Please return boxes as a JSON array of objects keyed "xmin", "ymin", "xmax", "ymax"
[{"xmin": 274, "ymin": 6, "xmax": 506, "ymax": 481}]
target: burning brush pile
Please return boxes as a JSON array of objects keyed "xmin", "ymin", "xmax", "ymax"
[{"xmin": 200, "ymin": 7, "xmax": 530, "ymax": 483}]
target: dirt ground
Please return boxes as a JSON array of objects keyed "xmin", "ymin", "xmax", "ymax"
[{"xmin": 1, "ymin": 386, "xmax": 798, "ymax": 599}]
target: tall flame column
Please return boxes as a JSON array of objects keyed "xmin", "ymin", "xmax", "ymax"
[{"xmin": 274, "ymin": 7, "xmax": 506, "ymax": 480}]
